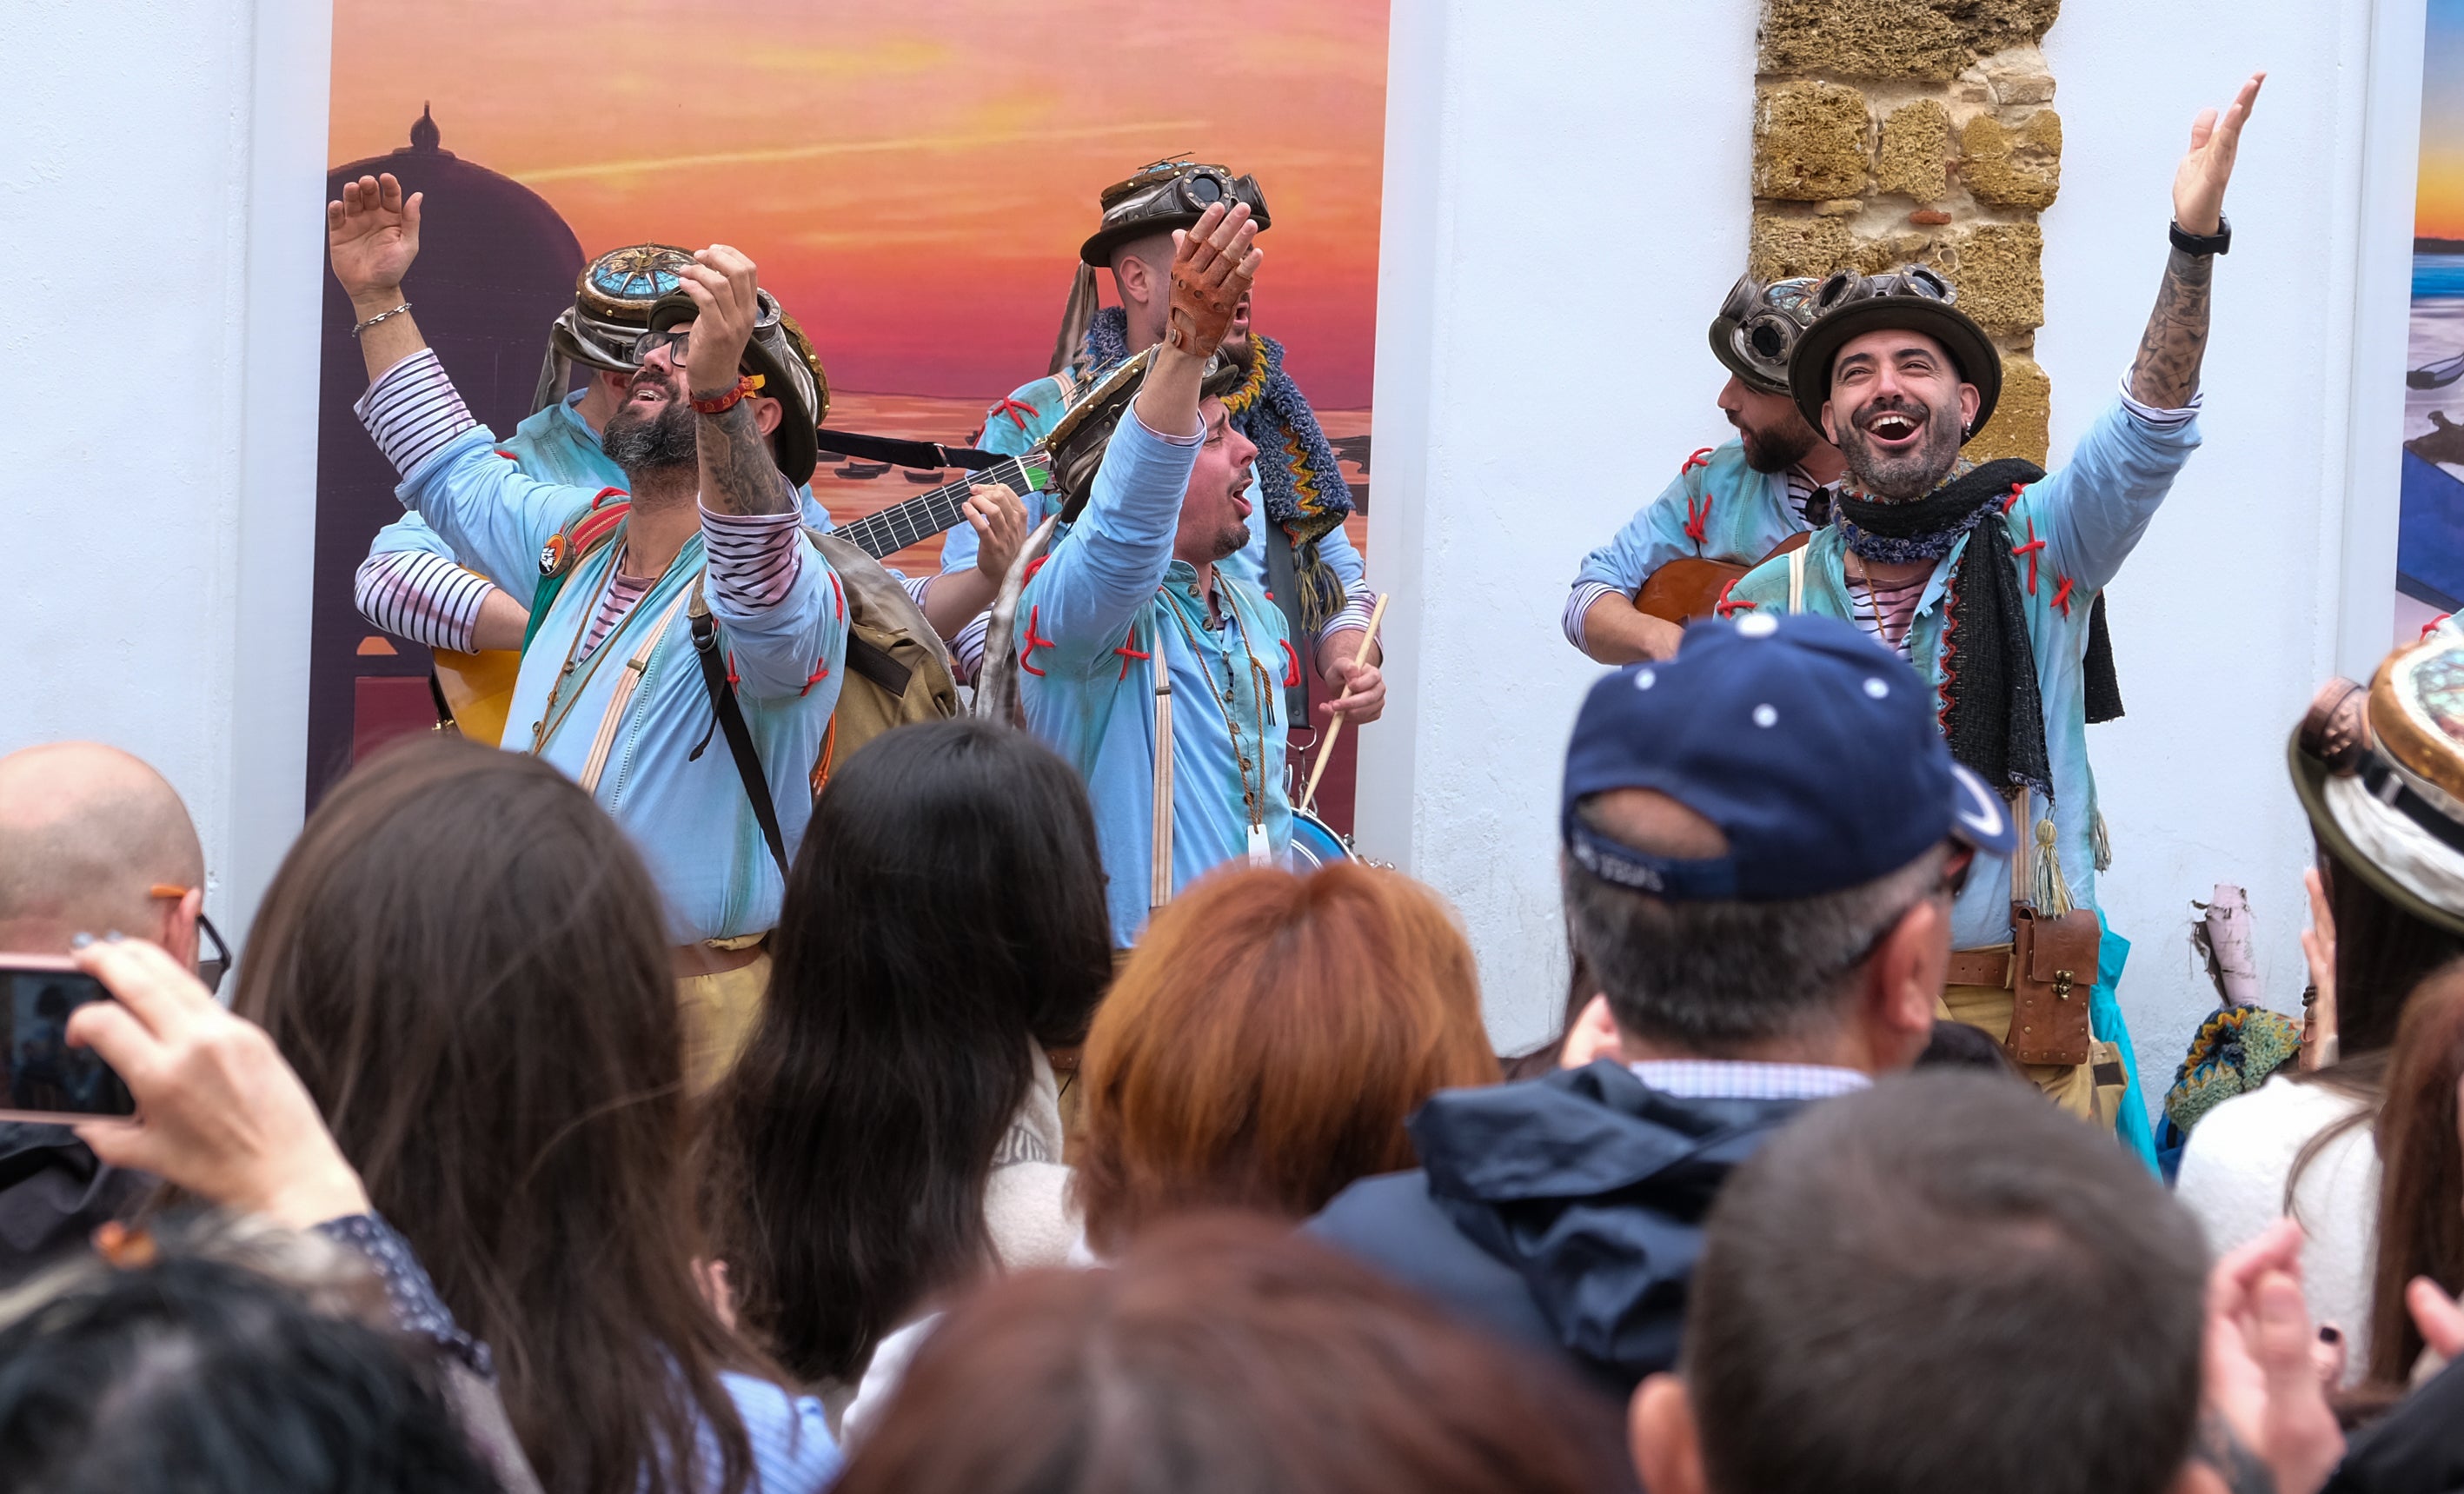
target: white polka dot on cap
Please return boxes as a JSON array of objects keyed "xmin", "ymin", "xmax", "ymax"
[
  {"xmin": 1864, "ymin": 678, "xmax": 1890, "ymax": 699},
  {"xmin": 1635, "ymin": 667, "xmax": 1657, "ymax": 690},
  {"xmin": 1753, "ymin": 704, "xmax": 1778, "ymax": 727},
  {"xmin": 1735, "ymin": 612, "xmax": 1779, "ymax": 638}
]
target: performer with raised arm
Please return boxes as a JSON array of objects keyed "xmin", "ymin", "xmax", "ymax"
[
  {"xmin": 953, "ymin": 162, "xmax": 1381, "ymax": 738},
  {"xmin": 1013, "ymin": 200, "xmax": 1292, "ymax": 945},
  {"xmin": 355, "ymin": 243, "xmax": 1019, "ymax": 660},
  {"xmin": 1564, "ymin": 275, "xmax": 1843, "ymax": 664},
  {"xmin": 1725, "ymin": 74, "xmax": 2264, "ymax": 1120},
  {"xmin": 326, "ymin": 171, "xmax": 847, "ymax": 1085}
]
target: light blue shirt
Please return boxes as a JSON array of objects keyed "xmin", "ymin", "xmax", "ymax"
[
  {"xmin": 395, "ymin": 427, "xmax": 846, "ymax": 943},
  {"xmin": 718, "ymin": 1371, "xmax": 843, "ymax": 1493},
  {"xmin": 1571, "ymin": 439, "xmax": 1814, "ymax": 597},
  {"xmin": 1727, "ymin": 397, "xmax": 2200, "ymax": 949},
  {"xmin": 371, "ymin": 395, "xmax": 835, "ymax": 576},
  {"xmin": 1018, "ymin": 409, "xmax": 1294, "ymax": 946},
  {"xmin": 955, "ymin": 369, "xmax": 1365, "ymax": 602}
]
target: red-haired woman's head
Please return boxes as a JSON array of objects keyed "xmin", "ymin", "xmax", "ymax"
[
  {"xmin": 1073, "ymin": 863, "xmax": 1499, "ymax": 1252},
  {"xmin": 833, "ymin": 1215, "xmax": 1627, "ymax": 1494}
]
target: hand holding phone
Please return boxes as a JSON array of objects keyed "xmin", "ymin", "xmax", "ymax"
[
  {"xmin": 0, "ymin": 957, "xmax": 136, "ymax": 1123},
  {"xmin": 63, "ymin": 939, "xmax": 370, "ymax": 1231}
]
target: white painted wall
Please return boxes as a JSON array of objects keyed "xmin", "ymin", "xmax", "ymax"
[
  {"xmin": 2, "ymin": 0, "xmax": 331, "ymax": 949},
  {"xmin": 1364, "ymin": 0, "xmax": 2425, "ymax": 1088}
]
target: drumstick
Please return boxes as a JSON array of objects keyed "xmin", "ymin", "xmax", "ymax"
[{"xmin": 1301, "ymin": 593, "xmax": 1390, "ymax": 815}]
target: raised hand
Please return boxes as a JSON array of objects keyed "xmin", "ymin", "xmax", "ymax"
[
  {"xmin": 676, "ymin": 244, "xmax": 761, "ymax": 399},
  {"xmin": 65, "ymin": 936, "xmax": 371, "ymax": 1231},
  {"xmin": 327, "ymin": 172, "xmax": 423, "ymax": 310},
  {"xmin": 2197, "ymin": 1218, "xmax": 2344, "ymax": 1494},
  {"xmin": 1165, "ymin": 201, "xmax": 1264, "ymax": 362},
  {"xmin": 2175, "ymin": 73, "xmax": 2264, "ymax": 236}
]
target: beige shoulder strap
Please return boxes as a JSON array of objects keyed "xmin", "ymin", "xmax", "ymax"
[
  {"xmin": 1148, "ymin": 616, "xmax": 1175, "ymax": 910},
  {"xmin": 578, "ymin": 581, "xmax": 696, "ymax": 795},
  {"xmin": 1786, "ymin": 547, "xmax": 1809, "ymax": 614}
]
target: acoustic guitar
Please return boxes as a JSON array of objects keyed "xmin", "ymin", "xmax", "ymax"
[
  {"xmin": 429, "ymin": 455, "xmax": 1050, "ymax": 745},
  {"xmin": 1631, "ymin": 530, "xmax": 1813, "ymax": 624}
]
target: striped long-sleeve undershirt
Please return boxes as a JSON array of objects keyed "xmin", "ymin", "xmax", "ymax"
[{"xmin": 355, "ymin": 550, "xmax": 493, "ymax": 653}]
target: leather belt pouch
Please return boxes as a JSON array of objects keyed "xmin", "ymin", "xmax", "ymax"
[{"xmin": 2005, "ymin": 903, "xmax": 2099, "ymax": 1067}]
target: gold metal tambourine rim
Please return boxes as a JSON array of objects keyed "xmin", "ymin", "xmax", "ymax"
[{"xmin": 2370, "ymin": 636, "xmax": 2464, "ymax": 807}]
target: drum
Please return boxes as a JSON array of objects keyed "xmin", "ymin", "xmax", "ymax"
[{"xmin": 1288, "ymin": 809, "xmax": 1363, "ymax": 871}]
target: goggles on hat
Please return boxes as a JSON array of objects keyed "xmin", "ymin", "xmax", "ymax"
[
  {"xmin": 2298, "ymin": 674, "xmax": 2464, "ymax": 860},
  {"xmin": 1713, "ymin": 274, "xmax": 1819, "ymax": 390},
  {"xmin": 1810, "ymin": 264, "xmax": 1957, "ymax": 317}
]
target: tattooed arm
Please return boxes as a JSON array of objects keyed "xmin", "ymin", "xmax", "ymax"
[
  {"xmin": 674, "ymin": 242, "xmax": 797, "ymax": 516},
  {"xmin": 695, "ymin": 395, "xmax": 795, "ymax": 516},
  {"xmin": 2130, "ymin": 72, "xmax": 2263, "ymax": 408},
  {"xmin": 2129, "ymin": 248, "xmax": 2216, "ymax": 409}
]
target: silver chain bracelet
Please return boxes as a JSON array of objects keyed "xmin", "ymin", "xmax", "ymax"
[{"xmin": 351, "ymin": 302, "xmax": 412, "ymax": 339}]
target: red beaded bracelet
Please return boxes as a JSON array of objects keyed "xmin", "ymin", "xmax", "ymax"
[{"xmin": 689, "ymin": 373, "xmax": 766, "ymax": 415}]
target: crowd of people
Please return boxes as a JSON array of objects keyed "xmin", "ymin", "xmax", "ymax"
[{"xmin": 21, "ymin": 57, "xmax": 2464, "ymax": 1494}]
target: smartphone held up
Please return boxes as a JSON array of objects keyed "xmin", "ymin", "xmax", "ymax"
[{"xmin": 0, "ymin": 955, "xmax": 135, "ymax": 1124}]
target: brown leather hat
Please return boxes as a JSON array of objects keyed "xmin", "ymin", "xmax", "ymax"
[
  {"xmin": 1788, "ymin": 266, "xmax": 2003, "ymax": 442},
  {"xmin": 2289, "ymin": 628, "xmax": 2464, "ymax": 940},
  {"xmin": 1080, "ymin": 160, "xmax": 1271, "ymax": 269}
]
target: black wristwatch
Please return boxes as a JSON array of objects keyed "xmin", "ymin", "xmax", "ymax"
[{"xmin": 2169, "ymin": 215, "xmax": 2232, "ymax": 256}]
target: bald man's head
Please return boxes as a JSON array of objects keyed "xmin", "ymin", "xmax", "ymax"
[{"xmin": 0, "ymin": 743, "xmax": 204, "ymax": 958}]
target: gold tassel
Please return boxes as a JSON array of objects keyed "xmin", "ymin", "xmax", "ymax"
[
  {"xmin": 2091, "ymin": 807, "xmax": 2112, "ymax": 873},
  {"xmin": 2032, "ymin": 819, "xmax": 2075, "ymax": 917}
]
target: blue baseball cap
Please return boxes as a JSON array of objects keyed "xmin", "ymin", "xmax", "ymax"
[{"xmin": 1562, "ymin": 611, "xmax": 2016, "ymax": 901}]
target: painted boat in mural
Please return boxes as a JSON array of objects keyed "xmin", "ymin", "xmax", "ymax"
[
  {"xmin": 834, "ymin": 461, "xmax": 892, "ymax": 480},
  {"xmin": 903, "ymin": 468, "xmax": 947, "ymax": 483},
  {"xmin": 2411, "ymin": 351, "xmax": 2464, "ymax": 390}
]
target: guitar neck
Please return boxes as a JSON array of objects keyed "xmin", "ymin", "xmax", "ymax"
[{"xmin": 836, "ymin": 455, "xmax": 1047, "ymax": 561}]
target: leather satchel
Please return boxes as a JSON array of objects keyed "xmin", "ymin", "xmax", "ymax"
[{"xmin": 2005, "ymin": 901, "xmax": 2100, "ymax": 1067}]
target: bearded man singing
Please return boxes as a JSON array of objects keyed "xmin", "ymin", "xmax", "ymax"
[{"xmin": 1726, "ymin": 73, "xmax": 2263, "ymax": 1125}]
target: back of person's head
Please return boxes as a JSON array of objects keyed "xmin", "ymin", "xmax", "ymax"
[
  {"xmin": 835, "ymin": 1214, "xmax": 1628, "ymax": 1494},
  {"xmin": 1634, "ymin": 1072, "xmax": 2208, "ymax": 1494},
  {"xmin": 1558, "ymin": 614, "xmax": 2012, "ymax": 1065},
  {"xmin": 233, "ymin": 735, "xmax": 757, "ymax": 1494},
  {"xmin": 0, "ymin": 1217, "xmax": 495, "ymax": 1494},
  {"xmin": 0, "ymin": 741, "xmax": 204, "ymax": 962},
  {"xmin": 1073, "ymin": 863, "xmax": 1499, "ymax": 1252},
  {"xmin": 710, "ymin": 719, "xmax": 1112, "ymax": 1384},
  {"xmin": 2368, "ymin": 959, "xmax": 2464, "ymax": 1385}
]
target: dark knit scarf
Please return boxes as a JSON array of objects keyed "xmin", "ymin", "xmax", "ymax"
[
  {"xmin": 1082, "ymin": 309, "xmax": 1356, "ymax": 629},
  {"xmin": 1837, "ymin": 459, "xmax": 2129, "ymax": 807},
  {"xmin": 1838, "ymin": 458, "xmax": 2056, "ymax": 805}
]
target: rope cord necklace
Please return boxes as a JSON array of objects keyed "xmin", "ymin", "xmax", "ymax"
[
  {"xmin": 528, "ymin": 539, "xmax": 691, "ymax": 754},
  {"xmin": 1158, "ymin": 574, "xmax": 1277, "ymax": 865}
]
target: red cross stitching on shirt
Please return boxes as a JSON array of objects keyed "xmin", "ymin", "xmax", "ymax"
[
  {"xmin": 2050, "ymin": 575, "xmax": 2075, "ymax": 617},
  {"xmin": 2011, "ymin": 515, "xmax": 2046, "ymax": 594},
  {"xmin": 1681, "ymin": 447, "xmax": 1716, "ymax": 475},
  {"xmin": 1019, "ymin": 603, "xmax": 1058, "ymax": 677},
  {"xmin": 989, "ymin": 396, "xmax": 1039, "ymax": 434},
  {"xmin": 1684, "ymin": 492, "xmax": 1711, "ymax": 549},
  {"xmin": 1113, "ymin": 641, "xmax": 1149, "ymax": 681},
  {"xmin": 1278, "ymin": 639, "xmax": 1301, "ymax": 689},
  {"xmin": 1714, "ymin": 576, "xmax": 1756, "ymax": 616},
  {"xmin": 2002, "ymin": 481, "xmax": 2027, "ymax": 513}
]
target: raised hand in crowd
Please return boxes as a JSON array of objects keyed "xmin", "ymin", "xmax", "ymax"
[
  {"xmin": 2132, "ymin": 71, "xmax": 2262, "ymax": 409},
  {"xmin": 1132, "ymin": 200, "xmax": 1261, "ymax": 437},
  {"xmin": 327, "ymin": 172, "xmax": 429, "ymax": 377},
  {"xmin": 64, "ymin": 935, "xmax": 370, "ymax": 1231},
  {"xmin": 2190, "ymin": 1218, "xmax": 2345, "ymax": 1494}
]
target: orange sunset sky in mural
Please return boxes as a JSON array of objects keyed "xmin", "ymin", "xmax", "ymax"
[{"xmin": 329, "ymin": 0, "xmax": 1391, "ymax": 406}]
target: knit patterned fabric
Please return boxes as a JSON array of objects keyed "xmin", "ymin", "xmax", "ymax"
[
  {"xmin": 1082, "ymin": 309, "xmax": 1356, "ymax": 629},
  {"xmin": 2162, "ymin": 1006, "xmax": 2304, "ymax": 1138}
]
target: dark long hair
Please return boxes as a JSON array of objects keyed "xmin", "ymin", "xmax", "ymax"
[
  {"xmin": 234, "ymin": 738, "xmax": 763, "ymax": 1494},
  {"xmin": 2366, "ymin": 962, "xmax": 2464, "ymax": 1387},
  {"xmin": 2287, "ymin": 841, "xmax": 2464, "ymax": 1205},
  {"xmin": 706, "ymin": 720, "xmax": 1112, "ymax": 1384}
]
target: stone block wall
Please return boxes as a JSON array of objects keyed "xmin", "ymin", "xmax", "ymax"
[{"xmin": 1749, "ymin": 0, "xmax": 2062, "ymax": 465}]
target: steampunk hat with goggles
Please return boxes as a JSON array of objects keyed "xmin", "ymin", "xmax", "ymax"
[
  {"xmin": 641, "ymin": 287, "xmax": 834, "ymax": 489},
  {"xmin": 1080, "ymin": 159, "xmax": 1271, "ymax": 268},
  {"xmin": 1787, "ymin": 264, "xmax": 2003, "ymax": 442},
  {"xmin": 2292, "ymin": 625, "xmax": 2464, "ymax": 940},
  {"xmin": 529, "ymin": 243, "xmax": 699, "ymax": 416},
  {"xmin": 1709, "ymin": 274, "xmax": 1820, "ymax": 396}
]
